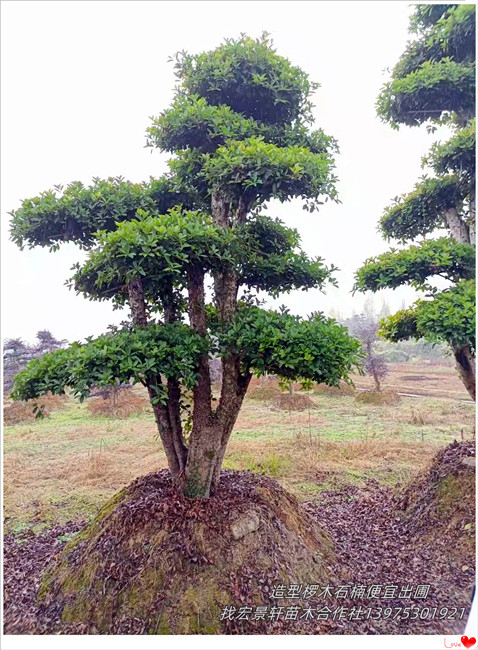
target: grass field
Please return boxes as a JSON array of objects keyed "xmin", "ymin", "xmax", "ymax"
[{"xmin": 3, "ymin": 363, "xmax": 475, "ymax": 536}]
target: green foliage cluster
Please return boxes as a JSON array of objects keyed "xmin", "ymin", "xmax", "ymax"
[
  {"xmin": 214, "ymin": 307, "xmax": 362, "ymax": 383},
  {"xmin": 9, "ymin": 177, "xmax": 202, "ymax": 251},
  {"xmin": 71, "ymin": 208, "xmax": 234, "ymax": 304},
  {"xmin": 378, "ymin": 5, "xmax": 475, "ymax": 128},
  {"xmin": 379, "ymin": 279, "xmax": 475, "ymax": 349},
  {"xmin": 11, "ymin": 324, "xmax": 208, "ymax": 403},
  {"xmin": 378, "ymin": 59, "xmax": 475, "ymax": 128},
  {"xmin": 147, "ymin": 95, "xmax": 336, "ymax": 156},
  {"xmin": 396, "ymin": 5, "xmax": 475, "ymax": 77},
  {"xmin": 172, "ymin": 33, "xmax": 315, "ymax": 125},
  {"xmin": 409, "ymin": 4, "xmax": 459, "ymax": 32},
  {"xmin": 12, "ymin": 304, "xmax": 364, "ymax": 404},
  {"xmin": 148, "ymin": 95, "xmax": 261, "ymax": 153},
  {"xmin": 424, "ymin": 118, "xmax": 475, "ymax": 183},
  {"xmin": 414, "ymin": 278, "xmax": 475, "ymax": 348},
  {"xmin": 380, "ymin": 176, "xmax": 462, "ymax": 240},
  {"xmin": 71, "ymin": 209, "xmax": 335, "ymax": 308},
  {"xmin": 378, "ymin": 309, "xmax": 420, "ymax": 344},
  {"xmin": 355, "ymin": 238, "xmax": 475, "ymax": 292},
  {"xmin": 146, "ymin": 32, "xmax": 339, "ymax": 213},
  {"xmin": 202, "ymin": 137, "xmax": 336, "ymax": 207}
]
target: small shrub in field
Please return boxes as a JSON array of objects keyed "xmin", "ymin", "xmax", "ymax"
[
  {"xmin": 271, "ymin": 393, "xmax": 316, "ymax": 411},
  {"xmin": 4, "ymin": 393, "xmax": 68, "ymax": 426},
  {"xmin": 407, "ymin": 408, "xmax": 427, "ymax": 426},
  {"xmin": 355, "ymin": 390, "xmax": 400, "ymax": 405},
  {"xmin": 87, "ymin": 389, "xmax": 150, "ymax": 419},
  {"xmin": 245, "ymin": 452, "xmax": 291, "ymax": 478},
  {"xmin": 85, "ymin": 451, "xmax": 109, "ymax": 479},
  {"xmin": 314, "ymin": 381, "xmax": 356, "ymax": 397}
]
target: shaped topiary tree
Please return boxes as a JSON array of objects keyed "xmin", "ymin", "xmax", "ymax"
[
  {"xmin": 355, "ymin": 5, "xmax": 476, "ymax": 400},
  {"xmin": 10, "ymin": 33, "xmax": 361, "ymax": 499}
]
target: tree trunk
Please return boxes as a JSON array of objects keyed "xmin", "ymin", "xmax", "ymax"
[
  {"xmin": 445, "ymin": 207, "xmax": 470, "ymax": 244},
  {"xmin": 183, "ymin": 424, "xmax": 222, "ymax": 498},
  {"xmin": 211, "ymin": 190, "xmax": 230, "ymax": 227},
  {"xmin": 167, "ymin": 378, "xmax": 188, "ymax": 473},
  {"xmin": 372, "ymin": 372, "xmax": 381, "ymax": 392},
  {"xmin": 468, "ymin": 187, "xmax": 476, "ymax": 245},
  {"xmin": 181, "ymin": 191, "xmax": 253, "ymax": 498},
  {"xmin": 210, "ymin": 370, "xmax": 252, "ymax": 493},
  {"xmin": 183, "ymin": 265, "xmax": 215, "ymax": 497},
  {"xmin": 127, "ymin": 278, "xmax": 148, "ymax": 325},
  {"xmin": 127, "ymin": 278, "xmax": 186, "ymax": 484},
  {"xmin": 147, "ymin": 383, "xmax": 183, "ymax": 478},
  {"xmin": 454, "ymin": 344, "xmax": 476, "ymax": 401}
]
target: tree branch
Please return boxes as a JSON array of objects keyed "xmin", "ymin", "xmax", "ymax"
[{"xmin": 187, "ymin": 265, "xmax": 212, "ymax": 426}]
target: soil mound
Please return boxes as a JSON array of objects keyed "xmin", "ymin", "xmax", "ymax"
[
  {"xmin": 314, "ymin": 382, "xmax": 356, "ymax": 397},
  {"xmin": 395, "ymin": 441, "xmax": 475, "ymax": 563},
  {"xmin": 271, "ymin": 393, "xmax": 316, "ymax": 411},
  {"xmin": 4, "ymin": 393, "xmax": 68, "ymax": 426},
  {"xmin": 355, "ymin": 390, "xmax": 400, "ymax": 405},
  {"xmin": 37, "ymin": 470, "xmax": 334, "ymax": 634}
]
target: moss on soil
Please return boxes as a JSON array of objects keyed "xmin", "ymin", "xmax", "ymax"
[{"xmin": 37, "ymin": 469, "xmax": 335, "ymax": 634}]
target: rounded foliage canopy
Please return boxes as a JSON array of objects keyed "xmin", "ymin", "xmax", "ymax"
[
  {"xmin": 172, "ymin": 33, "xmax": 316, "ymax": 125},
  {"xmin": 377, "ymin": 4, "xmax": 475, "ymax": 128}
]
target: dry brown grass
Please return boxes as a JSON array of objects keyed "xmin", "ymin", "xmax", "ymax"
[
  {"xmin": 405, "ymin": 407, "xmax": 427, "ymax": 426},
  {"xmin": 4, "ymin": 393, "xmax": 68, "ymax": 426},
  {"xmin": 393, "ymin": 401, "xmax": 475, "ymax": 430},
  {"xmin": 352, "ymin": 363, "xmax": 471, "ymax": 400},
  {"xmin": 224, "ymin": 434, "xmax": 439, "ymax": 501},
  {"xmin": 86, "ymin": 390, "xmax": 150, "ymax": 419},
  {"xmin": 3, "ymin": 413, "xmax": 167, "ymax": 531},
  {"xmin": 355, "ymin": 390, "xmax": 400, "ymax": 405},
  {"xmin": 3, "ymin": 366, "xmax": 474, "ymax": 534}
]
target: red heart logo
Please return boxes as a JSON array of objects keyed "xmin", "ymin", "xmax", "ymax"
[{"xmin": 461, "ymin": 636, "xmax": 477, "ymax": 649}]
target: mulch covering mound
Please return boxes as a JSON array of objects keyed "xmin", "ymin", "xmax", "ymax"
[
  {"xmin": 4, "ymin": 521, "xmax": 85, "ymax": 634},
  {"xmin": 396, "ymin": 440, "xmax": 475, "ymax": 540},
  {"xmin": 4, "ymin": 442, "xmax": 475, "ymax": 635},
  {"xmin": 302, "ymin": 440, "xmax": 476, "ymax": 634},
  {"xmin": 5, "ymin": 470, "xmax": 334, "ymax": 635}
]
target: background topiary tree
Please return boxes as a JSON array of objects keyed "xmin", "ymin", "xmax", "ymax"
[
  {"xmin": 355, "ymin": 5, "xmax": 476, "ymax": 400},
  {"xmin": 3, "ymin": 331, "xmax": 66, "ymax": 393},
  {"xmin": 10, "ymin": 34, "xmax": 362, "ymax": 498}
]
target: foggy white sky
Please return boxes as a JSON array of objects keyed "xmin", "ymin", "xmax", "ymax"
[{"xmin": 1, "ymin": 1, "xmax": 452, "ymax": 345}]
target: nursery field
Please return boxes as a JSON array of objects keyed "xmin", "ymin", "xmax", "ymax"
[
  {"xmin": 3, "ymin": 363, "xmax": 474, "ymax": 536},
  {"xmin": 352, "ymin": 362, "xmax": 472, "ymax": 401},
  {"xmin": 3, "ymin": 361, "xmax": 476, "ymax": 635}
]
